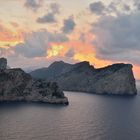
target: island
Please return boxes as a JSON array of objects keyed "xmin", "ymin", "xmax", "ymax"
[
  {"xmin": 30, "ymin": 61, "xmax": 137, "ymax": 95},
  {"xmin": 0, "ymin": 58, "xmax": 69, "ymax": 105}
]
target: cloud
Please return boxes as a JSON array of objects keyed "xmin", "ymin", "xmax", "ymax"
[
  {"xmin": 0, "ymin": 23, "xmax": 23, "ymax": 42},
  {"xmin": 89, "ymin": 1, "xmax": 132, "ymax": 16},
  {"xmin": 123, "ymin": 4, "xmax": 130, "ymax": 11},
  {"xmin": 36, "ymin": 3, "xmax": 60, "ymax": 24},
  {"xmin": 134, "ymin": 0, "xmax": 140, "ymax": 10},
  {"xmin": 0, "ymin": 48, "xmax": 6, "ymax": 56},
  {"xmin": 89, "ymin": 2, "xmax": 106, "ymax": 15},
  {"xmin": 14, "ymin": 29, "xmax": 68, "ymax": 58},
  {"xmin": 24, "ymin": 0, "xmax": 42, "ymax": 12},
  {"xmin": 92, "ymin": 12, "xmax": 140, "ymax": 65},
  {"xmin": 65, "ymin": 48, "xmax": 75, "ymax": 57},
  {"xmin": 10, "ymin": 22, "xmax": 19, "ymax": 28},
  {"xmin": 50, "ymin": 3, "xmax": 60, "ymax": 14},
  {"xmin": 37, "ymin": 13, "xmax": 56, "ymax": 23},
  {"xmin": 61, "ymin": 16, "xmax": 76, "ymax": 34}
]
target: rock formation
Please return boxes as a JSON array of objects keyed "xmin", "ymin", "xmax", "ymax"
[
  {"xmin": 0, "ymin": 58, "xmax": 68, "ymax": 105},
  {"xmin": 30, "ymin": 61, "xmax": 137, "ymax": 95},
  {"xmin": 0, "ymin": 58, "xmax": 7, "ymax": 70}
]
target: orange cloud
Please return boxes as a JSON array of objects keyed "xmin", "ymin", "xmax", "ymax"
[
  {"xmin": 133, "ymin": 65, "xmax": 140, "ymax": 80},
  {"xmin": 74, "ymin": 53, "xmax": 111, "ymax": 68},
  {"xmin": 0, "ymin": 23, "xmax": 23, "ymax": 48},
  {"xmin": 47, "ymin": 43, "xmax": 64, "ymax": 58}
]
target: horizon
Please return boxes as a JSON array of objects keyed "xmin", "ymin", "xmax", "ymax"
[{"xmin": 0, "ymin": 0, "xmax": 140, "ymax": 79}]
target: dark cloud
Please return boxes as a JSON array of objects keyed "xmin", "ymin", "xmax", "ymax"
[
  {"xmin": 61, "ymin": 17, "xmax": 76, "ymax": 34},
  {"xmin": 92, "ymin": 12, "xmax": 140, "ymax": 64},
  {"xmin": 14, "ymin": 29, "xmax": 68, "ymax": 58},
  {"xmin": 24, "ymin": 0, "xmax": 42, "ymax": 11},
  {"xmin": 65, "ymin": 49, "xmax": 75, "ymax": 57},
  {"xmin": 89, "ymin": 2, "xmax": 106, "ymax": 15},
  {"xmin": 37, "ymin": 13, "xmax": 56, "ymax": 23},
  {"xmin": 36, "ymin": 3, "xmax": 60, "ymax": 24},
  {"xmin": 89, "ymin": 1, "xmax": 131, "ymax": 16}
]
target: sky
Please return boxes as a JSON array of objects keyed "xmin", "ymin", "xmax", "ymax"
[{"xmin": 0, "ymin": 0, "xmax": 140, "ymax": 79}]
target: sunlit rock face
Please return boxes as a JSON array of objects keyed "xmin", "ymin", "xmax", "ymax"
[
  {"xmin": 0, "ymin": 58, "xmax": 68, "ymax": 105},
  {"xmin": 30, "ymin": 61, "xmax": 137, "ymax": 95},
  {"xmin": 0, "ymin": 58, "xmax": 7, "ymax": 70}
]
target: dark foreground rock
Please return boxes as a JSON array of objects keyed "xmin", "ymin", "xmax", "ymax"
[
  {"xmin": 30, "ymin": 61, "xmax": 137, "ymax": 95},
  {"xmin": 0, "ymin": 59, "xmax": 68, "ymax": 105}
]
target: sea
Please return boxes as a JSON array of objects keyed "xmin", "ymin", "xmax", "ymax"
[{"xmin": 0, "ymin": 82, "xmax": 140, "ymax": 140}]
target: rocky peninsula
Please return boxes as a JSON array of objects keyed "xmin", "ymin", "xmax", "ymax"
[
  {"xmin": 0, "ymin": 58, "xmax": 69, "ymax": 105},
  {"xmin": 30, "ymin": 61, "xmax": 137, "ymax": 95}
]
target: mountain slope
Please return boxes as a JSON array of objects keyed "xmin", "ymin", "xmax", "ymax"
[{"xmin": 30, "ymin": 61, "xmax": 73, "ymax": 80}]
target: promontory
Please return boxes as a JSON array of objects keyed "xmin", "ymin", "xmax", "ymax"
[
  {"xmin": 0, "ymin": 58, "xmax": 69, "ymax": 105},
  {"xmin": 30, "ymin": 61, "xmax": 137, "ymax": 95}
]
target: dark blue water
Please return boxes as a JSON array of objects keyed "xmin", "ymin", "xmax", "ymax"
[{"xmin": 0, "ymin": 91, "xmax": 140, "ymax": 140}]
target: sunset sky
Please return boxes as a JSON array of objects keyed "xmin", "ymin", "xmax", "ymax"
[{"xmin": 0, "ymin": 0, "xmax": 140, "ymax": 79}]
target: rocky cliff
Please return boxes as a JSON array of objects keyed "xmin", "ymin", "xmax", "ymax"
[
  {"xmin": 0, "ymin": 59, "xmax": 68, "ymax": 105},
  {"xmin": 0, "ymin": 58, "xmax": 7, "ymax": 70},
  {"xmin": 30, "ymin": 61, "xmax": 137, "ymax": 95}
]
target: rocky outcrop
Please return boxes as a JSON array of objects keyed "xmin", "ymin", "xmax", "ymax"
[
  {"xmin": 0, "ymin": 59, "xmax": 68, "ymax": 105},
  {"xmin": 0, "ymin": 58, "xmax": 7, "ymax": 70},
  {"xmin": 30, "ymin": 61, "xmax": 137, "ymax": 95}
]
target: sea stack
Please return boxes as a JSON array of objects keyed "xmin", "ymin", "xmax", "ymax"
[{"xmin": 0, "ymin": 58, "xmax": 69, "ymax": 105}]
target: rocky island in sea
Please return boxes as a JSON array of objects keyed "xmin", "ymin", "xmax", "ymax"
[
  {"xmin": 30, "ymin": 61, "xmax": 137, "ymax": 95},
  {"xmin": 0, "ymin": 58, "xmax": 69, "ymax": 105}
]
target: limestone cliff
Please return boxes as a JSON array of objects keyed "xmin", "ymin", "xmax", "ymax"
[{"xmin": 30, "ymin": 61, "xmax": 137, "ymax": 95}]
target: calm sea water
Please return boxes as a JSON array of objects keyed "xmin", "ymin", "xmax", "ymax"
[{"xmin": 0, "ymin": 88, "xmax": 140, "ymax": 140}]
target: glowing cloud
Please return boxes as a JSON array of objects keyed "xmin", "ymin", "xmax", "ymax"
[
  {"xmin": 47, "ymin": 43, "xmax": 64, "ymax": 58},
  {"xmin": 0, "ymin": 23, "xmax": 23, "ymax": 48}
]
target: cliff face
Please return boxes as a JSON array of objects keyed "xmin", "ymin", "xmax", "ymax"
[
  {"xmin": 91, "ymin": 64, "xmax": 137, "ymax": 95},
  {"xmin": 0, "ymin": 59, "xmax": 68, "ymax": 105},
  {"xmin": 30, "ymin": 61, "xmax": 137, "ymax": 95}
]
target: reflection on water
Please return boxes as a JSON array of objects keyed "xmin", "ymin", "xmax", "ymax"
[{"xmin": 0, "ymin": 91, "xmax": 140, "ymax": 140}]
